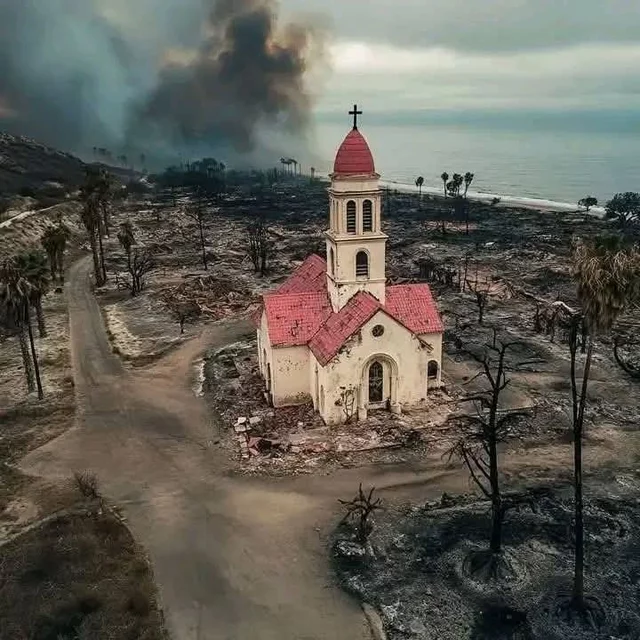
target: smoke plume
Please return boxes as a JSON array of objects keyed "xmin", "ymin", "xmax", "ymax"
[{"xmin": 0, "ymin": 0, "xmax": 323, "ymax": 166}]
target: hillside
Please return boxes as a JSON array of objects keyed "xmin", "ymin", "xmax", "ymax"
[{"xmin": 0, "ymin": 131, "xmax": 87, "ymax": 197}]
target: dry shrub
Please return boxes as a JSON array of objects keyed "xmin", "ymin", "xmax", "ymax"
[{"xmin": 72, "ymin": 470, "xmax": 100, "ymax": 500}]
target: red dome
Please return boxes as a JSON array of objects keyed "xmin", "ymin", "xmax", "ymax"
[{"xmin": 333, "ymin": 128, "xmax": 376, "ymax": 176}]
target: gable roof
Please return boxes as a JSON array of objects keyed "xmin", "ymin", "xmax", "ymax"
[
  {"xmin": 308, "ymin": 291, "xmax": 381, "ymax": 366},
  {"xmin": 275, "ymin": 254, "xmax": 327, "ymax": 295},
  {"xmin": 385, "ymin": 284, "xmax": 444, "ymax": 334},
  {"xmin": 264, "ymin": 290, "xmax": 333, "ymax": 347}
]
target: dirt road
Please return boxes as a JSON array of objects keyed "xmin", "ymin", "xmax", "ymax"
[{"xmin": 20, "ymin": 257, "xmax": 639, "ymax": 640}]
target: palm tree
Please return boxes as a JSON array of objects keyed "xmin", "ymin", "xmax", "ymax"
[
  {"xmin": 42, "ymin": 227, "xmax": 59, "ymax": 282},
  {"xmin": 415, "ymin": 176, "xmax": 424, "ymax": 197},
  {"xmin": 14, "ymin": 250, "xmax": 50, "ymax": 338},
  {"xmin": 464, "ymin": 172, "xmax": 475, "ymax": 198},
  {"xmin": 117, "ymin": 221, "xmax": 136, "ymax": 271},
  {"xmin": 80, "ymin": 192, "xmax": 106, "ymax": 286},
  {"xmin": 440, "ymin": 172, "xmax": 449, "ymax": 198},
  {"xmin": 0, "ymin": 258, "xmax": 44, "ymax": 398},
  {"xmin": 570, "ymin": 234, "xmax": 640, "ymax": 610}
]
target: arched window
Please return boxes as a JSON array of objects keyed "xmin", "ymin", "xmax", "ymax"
[
  {"xmin": 329, "ymin": 247, "xmax": 335, "ymax": 275},
  {"xmin": 428, "ymin": 360, "xmax": 439, "ymax": 379},
  {"xmin": 356, "ymin": 251, "xmax": 369, "ymax": 278},
  {"xmin": 363, "ymin": 200, "xmax": 373, "ymax": 232},
  {"xmin": 346, "ymin": 200, "xmax": 357, "ymax": 233},
  {"xmin": 368, "ymin": 361, "xmax": 384, "ymax": 403}
]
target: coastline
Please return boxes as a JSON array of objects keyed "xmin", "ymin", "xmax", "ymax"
[
  {"xmin": 314, "ymin": 173, "xmax": 606, "ymax": 217},
  {"xmin": 380, "ymin": 179, "xmax": 607, "ymax": 217}
]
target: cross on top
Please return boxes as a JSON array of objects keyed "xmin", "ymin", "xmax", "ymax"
[{"xmin": 349, "ymin": 104, "xmax": 363, "ymax": 129}]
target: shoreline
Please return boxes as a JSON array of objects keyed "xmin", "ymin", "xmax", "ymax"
[
  {"xmin": 315, "ymin": 173, "xmax": 605, "ymax": 216},
  {"xmin": 381, "ymin": 179, "xmax": 607, "ymax": 216}
]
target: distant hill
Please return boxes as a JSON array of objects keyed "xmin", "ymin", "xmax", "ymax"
[
  {"xmin": 0, "ymin": 131, "xmax": 142, "ymax": 217},
  {"xmin": 0, "ymin": 131, "xmax": 87, "ymax": 197}
]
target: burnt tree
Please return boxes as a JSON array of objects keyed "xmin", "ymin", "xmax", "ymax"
[
  {"xmin": 448, "ymin": 341, "xmax": 531, "ymax": 566},
  {"xmin": 247, "ymin": 214, "xmax": 270, "ymax": 276}
]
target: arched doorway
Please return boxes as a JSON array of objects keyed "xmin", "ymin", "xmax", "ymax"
[
  {"xmin": 427, "ymin": 360, "xmax": 439, "ymax": 389},
  {"xmin": 368, "ymin": 361, "xmax": 384, "ymax": 403},
  {"xmin": 364, "ymin": 356, "xmax": 397, "ymax": 410}
]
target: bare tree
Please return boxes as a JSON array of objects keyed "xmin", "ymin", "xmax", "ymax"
[
  {"xmin": 339, "ymin": 484, "xmax": 383, "ymax": 545},
  {"xmin": 247, "ymin": 214, "xmax": 270, "ymax": 276},
  {"xmin": 467, "ymin": 276, "xmax": 490, "ymax": 324},
  {"xmin": 447, "ymin": 341, "xmax": 531, "ymax": 573},
  {"xmin": 121, "ymin": 249, "xmax": 155, "ymax": 296},
  {"xmin": 185, "ymin": 192, "xmax": 209, "ymax": 270},
  {"xmin": 612, "ymin": 333, "xmax": 640, "ymax": 379},
  {"xmin": 165, "ymin": 298, "xmax": 201, "ymax": 334}
]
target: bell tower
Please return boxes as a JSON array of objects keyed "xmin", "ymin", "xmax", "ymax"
[{"xmin": 326, "ymin": 106, "xmax": 387, "ymax": 311}]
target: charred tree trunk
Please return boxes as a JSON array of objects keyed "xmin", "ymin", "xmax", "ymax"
[
  {"xmin": 97, "ymin": 230, "xmax": 107, "ymax": 285},
  {"xmin": 18, "ymin": 325, "xmax": 35, "ymax": 393},
  {"xmin": 34, "ymin": 296, "xmax": 47, "ymax": 338},
  {"xmin": 569, "ymin": 321, "xmax": 593, "ymax": 609},
  {"xmin": 89, "ymin": 232, "xmax": 103, "ymax": 286},
  {"xmin": 199, "ymin": 221, "xmax": 208, "ymax": 271},
  {"xmin": 25, "ymin": 305, "xmax": 44, "ymax": 400}
]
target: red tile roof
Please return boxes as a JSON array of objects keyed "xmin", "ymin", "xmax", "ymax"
[
  {"xmin": 264, "ymin": 291, "xmax": 333, "ymax": 347},
  {"xmin": 385, "ymin": 284, "xmax": 444, "ymax": 334},
  {"xmin": 263, "ymin": 259, "xmax": 444, "ymax": 360},
  {"xmin": 333, "ymin": 128, "xmax": 376, "ymax": 176},
  {"xmin": 309, "ymin": 291, "xmax": 381, "ymax": 365},
  {"xmin": 275, "ymin": 254, "xmax": 327, "ymax": 295}
]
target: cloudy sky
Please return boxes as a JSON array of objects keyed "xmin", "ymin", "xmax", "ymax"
[{"xmin": 278, "ymin": 0, "xmax": 640, "ymax": 118}]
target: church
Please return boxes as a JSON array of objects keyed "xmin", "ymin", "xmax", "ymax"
[{"xmin": 256, "ymin": 108, "xmax": 444, "ymax": 425}]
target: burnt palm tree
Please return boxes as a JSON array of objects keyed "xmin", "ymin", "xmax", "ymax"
[
  {"xmin": 80, "ymin": 191, "xmax": 106, "ymax": 286},
  {"xmin": 569, "ymin": 234, "xmax": 640, "ymax": 610},
  {"xmin": 15, "ymin": 250, "xmax": 50, "ymax": 338},
  {"xmin": 464, "ymin": 172, "xmax": 475, "ymax": 198},
  {"xmin": 440, "ymin": 172, "xmax": 449, "ymax": 198},
  {"xmin": 0, "ymin": 259, "xmax": 43, "ymax": 398},
  {"xmin": 117, "ymin": 221, "xmax": 136, "ymax": 271}
]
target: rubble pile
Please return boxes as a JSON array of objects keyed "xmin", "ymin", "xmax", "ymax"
[
  {"xmin": 204, "ymin": 340, "xmax": 459, "ymax": 475},
  {"xmin": 158, "ymin": 274, "xmax": 252, "ymax": 320}
]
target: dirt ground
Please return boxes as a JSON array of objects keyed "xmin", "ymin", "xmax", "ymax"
[
  {"xmin": 0, "ymin": 204, "xmax": 168, "ymax": 640},
  {"xmin": 0, "ymin": 493, "xmax": 167, "ymax": 640},
  {"xmin": 333, "ymin": 474, "xmax": 640, "ymax": 640},
  {"xmin": 97, "ymin": 179, "xmax": 640, "ymax": 478}
]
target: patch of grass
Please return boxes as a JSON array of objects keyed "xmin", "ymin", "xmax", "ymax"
[{"xmin": 0, "ymin": 512, "xmax": 167, "ymax": 640}]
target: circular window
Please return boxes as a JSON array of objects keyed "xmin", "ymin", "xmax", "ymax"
[{"xmin": 372, "ymin": 325, "xmax": 385, "ymax": 337}]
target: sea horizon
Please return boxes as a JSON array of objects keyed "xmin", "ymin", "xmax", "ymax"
[{"xmin": 310, "ymin": 110, "xmax": 640, "ymax": 209}]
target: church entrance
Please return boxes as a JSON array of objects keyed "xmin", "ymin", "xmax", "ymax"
[{"xmin": 367, "ymin": 359, "xmax": 390, "ymax": 409}]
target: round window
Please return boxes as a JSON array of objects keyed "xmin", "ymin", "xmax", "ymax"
[{"xmin": 372, "ymin": 325, "xmax": 385, "ymax": 337}]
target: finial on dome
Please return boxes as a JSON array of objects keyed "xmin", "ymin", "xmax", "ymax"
[{"xmin": 349, "ymin": 104, "xmax": 363, "ymax": 130}]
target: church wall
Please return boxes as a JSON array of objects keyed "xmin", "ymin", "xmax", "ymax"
[
  {"xmin": 317, "ymin": 311, "xmax": 435, "ymax": 424},
  {"xmin": 419, "ymin": 332, "xmax": 443, "ymax": 388},
  {"xmin": 326, "ymin": 236, "xmax": 387, "ymax": 308},
  {"xmin": 271, "ymin": 345, "xmax": 311, "ymax": 407}
]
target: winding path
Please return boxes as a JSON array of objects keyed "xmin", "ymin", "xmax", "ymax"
[
  {"xmin": 21, "ymin": 257, "xmax": 636, "ymax": 639},
  {"xmin": 21, "ymin": 257, "xmax": 461, "ymax": 639}
]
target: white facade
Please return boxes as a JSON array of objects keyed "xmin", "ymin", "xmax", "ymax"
[{"xmin": 257, "ymin": 125, "xmax": 444, "ymax": 425}]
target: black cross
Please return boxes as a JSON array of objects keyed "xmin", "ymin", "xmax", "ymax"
[{"xmin": 349, "ymin": 104, "xmax": 363, "ymax": 129}]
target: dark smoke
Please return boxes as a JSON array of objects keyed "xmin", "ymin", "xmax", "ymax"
[
  {"xmin": 0, "ymin": 0, "xmax": 323, "ymax": 166},
  {"xmin": 135, "ymin": 0, "xmax": 317, "ymax": 154}
]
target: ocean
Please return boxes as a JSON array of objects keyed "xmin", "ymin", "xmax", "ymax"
[{"xmin": 312, "ymin": 116, "xmax": 640, "ymax": 209}]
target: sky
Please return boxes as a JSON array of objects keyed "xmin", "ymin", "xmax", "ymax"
[
  {"xmin": 277, "ymin": 0, "xmax": 640, "ymax": 119},
  {"xmin": 1, "ymin": 0, "xmax": 638, "ymax": 163}
]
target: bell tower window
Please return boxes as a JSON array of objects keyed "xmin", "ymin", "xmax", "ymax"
[
  {"xmin": 363, "ymin": 200, "xmax": 373, "ymax": 232},
  {"xmin": 346, "ymin": 201, "xmax": 357, "ymax": 234},
  {"xmin": 356, "ymin": 251, "xmax": 369, "ymax": 278}
]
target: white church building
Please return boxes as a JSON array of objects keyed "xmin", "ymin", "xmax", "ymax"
[{"xmin": 256, "ymin": 109, "xmax": 444, "ymax": 425}]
